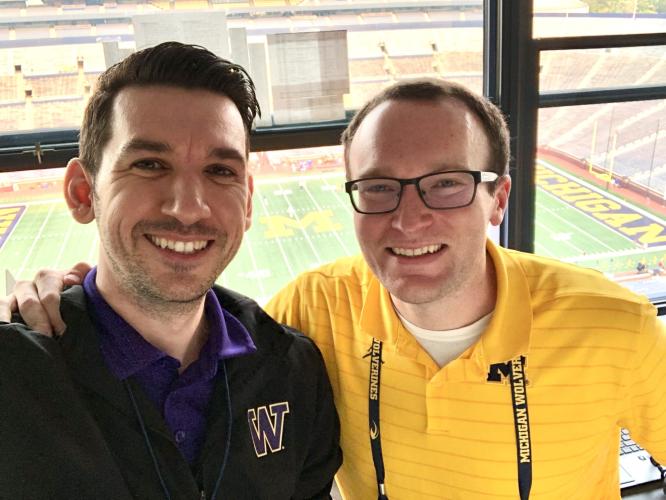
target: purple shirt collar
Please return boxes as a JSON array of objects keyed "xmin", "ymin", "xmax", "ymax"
[{"xmin": 82, "ymin": 267, "xmax": 256, "ymax": 380}]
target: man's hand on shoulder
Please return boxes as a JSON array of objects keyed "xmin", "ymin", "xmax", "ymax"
[
  {"xmin": 0, "ymin": 263, "xmax": 92, "ymax": 336},
  {"xmin": 0, "ymin": 293, "xmax": 17, "ymax": 324}
]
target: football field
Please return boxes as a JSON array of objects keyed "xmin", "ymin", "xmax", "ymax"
[
  {"xmin": 535, "ymin": 188, "xmax": 634, "ymax": 258},
  {"xmin": 2, "ymin": 162, "xmax": 666, "ymax": 304},
  {"xmin": 0, "ymin": 172, "xmax": 359, "ymax": 304},
  {"xmin": 535, "ymin": 159, "xmax": 666, "ymax": 277}
]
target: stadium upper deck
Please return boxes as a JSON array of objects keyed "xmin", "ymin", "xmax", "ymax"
[{"xmin": 0, "ymin": 2, "xmax": 664, "ymax": 199}]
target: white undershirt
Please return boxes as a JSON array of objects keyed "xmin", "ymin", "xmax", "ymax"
[{"xmin": 396, "ymin": 311, "xmax": 493, "ymax": 368}]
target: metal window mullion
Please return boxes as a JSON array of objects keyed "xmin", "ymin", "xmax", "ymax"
[
  {"xmin": 485, "ymin": 0, "xmax": 538, "ymax": 253},
  {"xmin": 540, "ymin": 85, "xmax": 666, "ymax": 108},
  {"xmin": 535, "ymin": 32, "xmax": 666, "ymax": 51}
]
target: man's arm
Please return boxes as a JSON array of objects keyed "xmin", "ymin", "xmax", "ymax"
[
  {"xmin": 0, "ymin": 264, "xmax": 92, "ymax": 335},
  {"xmin": 0, "ymin": 293, "xmax": 16, "ymax": 324}
]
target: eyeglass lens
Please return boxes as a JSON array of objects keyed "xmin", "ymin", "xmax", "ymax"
[{"xmin": 350, "ymin": 171, "xmax": 477, "ymax": 213}]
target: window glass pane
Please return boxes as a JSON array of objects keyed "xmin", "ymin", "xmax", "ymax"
[
  {"xmin": 0, "ymin": 145, "xmax": 357, "ymax": 304},
  {"xmin": 535, "ymin": 99, "xmax": 666, "ymax": 298},
  {"xmin": 0, "ymin": 2, "xmax": 483, "ymax": 135},
  {"xmin": 540, "ymin": 45, "xmax": 666, "ymax": 92},
  {"xmin": 533, "ymin": 2, "xmax": 666, "ymax": 37}
]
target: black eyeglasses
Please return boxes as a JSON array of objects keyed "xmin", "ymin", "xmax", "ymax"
[{"xmin": 344, "ymin": 170, "xmax": 500, "ymax": 214}]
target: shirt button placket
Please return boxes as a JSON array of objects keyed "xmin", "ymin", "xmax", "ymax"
[{"xmin": 174, "ymin": 430, "xmax": 186, "ymax": 444}]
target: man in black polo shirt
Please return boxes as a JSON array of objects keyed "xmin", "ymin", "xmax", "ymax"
[{"xmin": 0, "ymin": 42, "xmax": 340, "ymax": 499}]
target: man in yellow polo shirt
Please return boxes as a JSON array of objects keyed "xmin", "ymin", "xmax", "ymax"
[
  {"xmin": 4, "ymin": 78, "xmax": 666, "ymax": 499},
  {"xmin": 265, "ymin": 79, "xmax": 666, "ymax": 499}
]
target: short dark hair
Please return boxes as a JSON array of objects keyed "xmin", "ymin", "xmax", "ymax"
[
  {"xmin": 341, "ymin": 78, "xmax": 509, "ymax": 178},
  {"xmin": 79, "ymin": 41, "xmax": 261, "ymax": 179}
]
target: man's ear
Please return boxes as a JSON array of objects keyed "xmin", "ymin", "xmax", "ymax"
[
  {"xmin": 489, "ymin": 174, "xmax": 511, "ymax": 226},
  {"xmin": 244, "ymin": 174, "xmax": 254, "ymax": 231},
  {"xmin": 64, "ymin": 158, "xmax": 95, "ymax": 224}
]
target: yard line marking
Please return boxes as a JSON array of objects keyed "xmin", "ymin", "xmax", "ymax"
[
  {"xmin": 255, "ymin": 185, "xmax": 296, "ymax": 279},
  {"xmin": 564, "ymin": 244, "xmax": 666, "ymax": 264},
  {"xmin": 534, "ymin": 241, "xmax": 558, "ymax": 258},
  {"xmin": 16, "ymin": 203, "xmax": 56, "ymax": 279},
  {"xmin": 254, "ymin": 172, "xmax": 343, "ymax": 186},
  {"xmin": 321, "ymin": 176, "xmax": 361, "ymax": 255},
  {"xmin": 539, "ymin": 159, "xmax": 666, "ymax": 224},
  {"xmin": 534, "ymin": 217, "xmax": 584, "ymax": 255},
  {"xmin": 538, "ymin": 193, "xmax": 614, "ymax": 252},
  {"xmin": 0, "ymin": 198, "xmax": 62, "ymax": 209},
  {"xmin": 303, "ymin": 180, "xmax": 351, "ymax": 255},
  {"xmin": 0, "ymin": 205, "xmax": 28, "ymax": 262},
  {"xmin": 538, "ymin": 189, "xmax": 632, "ymax": 252},
  {"xmin": 322, "ymin": 176, "xmax": 355, "ymax": 216},
  {"xmin": 244, "ymin": 229, "xmax": 267, "ymax": 298},
  {"xmin": 54, "ymin": 216, "xmax": 77, "ymax": 269},
  {"xmin": 277, "ymin": 181, "xmax": 323, "ymax": 266}
]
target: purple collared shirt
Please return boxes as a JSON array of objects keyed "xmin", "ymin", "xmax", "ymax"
[{"xmin": 83, "ymin": 268, "xmax": 256, "ymax": 464}]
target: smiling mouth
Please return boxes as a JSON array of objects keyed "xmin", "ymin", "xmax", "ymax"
[
  {"xmin": 147, "ymin": 235, "xmax": 211, "ymax": 254},
  {"xmin": 390, "ymin": 244, "xmax": 443, "ymax": 257}
]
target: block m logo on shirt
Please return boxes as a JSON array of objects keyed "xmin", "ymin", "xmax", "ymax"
[
  {"xmin": 247, "ymin": 402, "xmax": 290, "ymax": 457},
  {"xmin": 486, "ymin": 356, "xmax": 528, "ymax": 385},
  {"xmin": 487, "ymin": 360, "xmax": 513, "ymax": 383}
]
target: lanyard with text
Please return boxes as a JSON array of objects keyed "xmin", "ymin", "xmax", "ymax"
[
  {"xmin": 509, "ymin": 356, "xmax": 532, "ymax": 500},
  {"xmin": 367, "ymin": 338, "xmax": 388, "ymax": 500},
  {"xmin": 368, "ymin": 338, "xmax": 532, "ymax": 500}
]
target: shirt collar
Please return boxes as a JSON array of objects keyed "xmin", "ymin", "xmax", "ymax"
[
  {"xmin": 357, "ymin": 239, "xmax": 532, "ymax": 367},
  {"xmin": 83, "ymin": 268, "xmax": 256, "ymax": 380},
  {"xmin": 473, "ymin": 239, "xmax": 532, "ymax": 366},
  {"xmin": 359, "ymin": 271, "xmax": 401, "ymax": 345}
]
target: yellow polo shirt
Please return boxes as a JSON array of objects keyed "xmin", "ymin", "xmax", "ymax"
[{"xmin": 266, "ymin": 241, "xmax": 666, "ymax": 499}]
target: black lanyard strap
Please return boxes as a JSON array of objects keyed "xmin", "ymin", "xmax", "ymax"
[
  {"xmin": 367, "ymin": 339, "xmax": 531, "ymax": 500},
  {"xmin": 367, "ymin": 338, "xmax": 388, "ymax": 500},
  {"xmin": 509, "ymin": 356, "xmax": 532, "ymax": 500}
]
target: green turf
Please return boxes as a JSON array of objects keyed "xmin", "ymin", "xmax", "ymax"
[
  {"xmin": 2, "ymin": 167, "xmax": 665, "ymax": 303},
  {"xmin": 535, "ymin": 188, "xmax": 635, "ymax": 259},
  {"xmin": 0, "ymin": 200, "xmax": 98, "ymax": 281},
  {"xmin": 222, "ymin": 174, "xmax": 359, "ymax": 302},
  {"xmin": 0, "ymin": 173, "xmax": 359, "ymax": 303}
]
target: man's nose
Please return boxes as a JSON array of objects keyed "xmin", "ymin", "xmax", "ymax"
[
  {"xmin": 161, "ymin": 176, "xmax": 212, "ymax": 226},
  {"xmin": 390, "ymin": 184, "xmax": 433, "ymax": 232}
]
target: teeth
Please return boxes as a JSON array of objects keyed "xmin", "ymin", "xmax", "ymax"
[
  {"xmin": 392, "ymin": 244, "xmax": 442, "ymax": 257},
  {"xmin": 149, "ymin": 235, "xmax": 209, "ymax": 254}
]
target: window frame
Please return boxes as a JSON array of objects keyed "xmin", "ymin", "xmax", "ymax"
[{"xmin": 1, "ymin": 2, "xmax": 665, "ymax": 261}]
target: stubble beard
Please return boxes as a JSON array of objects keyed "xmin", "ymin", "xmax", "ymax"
[
  {"xmin": 386, "ymin": 270, "xmax": 462, "ymax": 307},
  {"xmin": 108, "ymin": 249, "xmax": 216, "ymax": 317},
  {"xmin": 99, "ymin": 225, "xmax": 227, "ymax": 318},
  {"xmin": 380, "ymin": 252, "xmax": 483, "ymax": 308}
]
